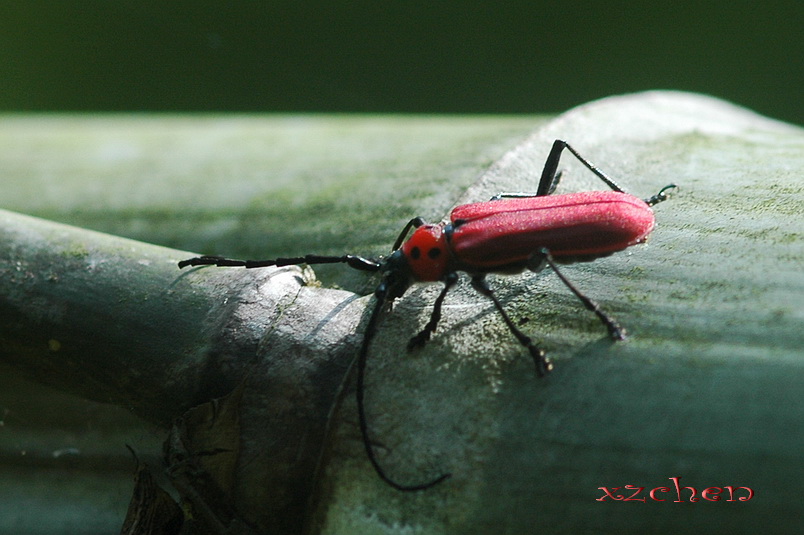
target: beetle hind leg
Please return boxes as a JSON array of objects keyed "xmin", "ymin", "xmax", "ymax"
[
  {"xmin": 532, "ymin": 248, "xmax": 627, "ymax": 341},
  {"xmin": 470, "ymin": 275, "xmax": 553, "ymax": 377},
  {"xmin": 489, "ymin": 170, "xmax": 563, "ymax": 201}
]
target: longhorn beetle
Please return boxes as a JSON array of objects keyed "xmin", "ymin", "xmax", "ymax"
[{"xmin": 178, "ymin": 139, "xmax": 676, "ymax": 491}]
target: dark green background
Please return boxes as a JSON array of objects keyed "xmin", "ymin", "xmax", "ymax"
[{"xmin": 1, "ymin": 1, "xmax": 802, "ymax": 124}]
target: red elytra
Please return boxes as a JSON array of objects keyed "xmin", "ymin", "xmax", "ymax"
[
  {"xmin": 178, "ymin": 139, "xmax": 677, "ymax": 492},
  {"xmin": 402, "ymin": 190, "xmax": 656, "ymax": 281}
]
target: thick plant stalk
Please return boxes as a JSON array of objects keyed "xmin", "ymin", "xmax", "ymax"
[
  {"xmin": 0, "ymin": 209, "xmax": 360, "ymax": 420},
  {"xmin": 0, "ymin": 209, "xmax": 363, "ymax": 532}
]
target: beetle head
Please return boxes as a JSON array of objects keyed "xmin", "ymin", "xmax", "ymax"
[{"xmin": 399, "ymin": 224, "xmax": 449, "ymax": 282}]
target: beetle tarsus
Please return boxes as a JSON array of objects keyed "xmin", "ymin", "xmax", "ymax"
[
  {"xmin": 644, "ymin": 183, "xmax": 678, "ymax": 206},
  {"xmin": 607, "ymin": 323, "xmax": 628, "ymax": 341},
  {"xmin": 530, "ymin": 347, "xmax": 553, "ymax": 377}
]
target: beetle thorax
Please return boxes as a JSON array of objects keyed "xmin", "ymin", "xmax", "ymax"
[{"xmin": 400, "ymin": 224, "xmax": 450, "ymax": 282}]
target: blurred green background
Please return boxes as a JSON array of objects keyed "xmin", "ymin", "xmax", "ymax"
[{"xmin": 1, "ymin": 1, "xmax": 801, "ymax": 124}]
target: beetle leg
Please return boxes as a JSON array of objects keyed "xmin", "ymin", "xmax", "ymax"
[
  {"xmin": 391, "ymin": 217, "xmax": 428, "ymax": 251},
  {"xmin": 489, "ymin": 171, "xmax": 564, "ymax": 201},
  {"xmin": 532, "ymin": 248, "xmax": 627, "ymax": 341},
  {"xmin": 546, "ymin": 169, "xmax": 563, "ymax": 195},
  {"xmin": 178, "ymin": 253, "xmax": 382, "ymax": 272},
  {"xmin": 489, "ymin": 139, "xmax": 629, "ymax": 198},
  {"xmin": 538, "ymin": 139, "xmax": 629, "ymax": 195},
  {"xmin": 470, "ymin": 275, "xmax": 553, "ymax": 377},
  {"xmin": 407, "ymin": 272, "xmax": 459, "ymax": 351},
  {"xmin": 643, "ymin": 183, "xmax": 678, "ymax": 206}
]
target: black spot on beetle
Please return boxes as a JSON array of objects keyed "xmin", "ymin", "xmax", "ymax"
[
  {"xmin": 410, "ymin": 246, "xmax": 421, "ymax": 259},
  {"xmin": 428, "ymin": 248, "xmax": 442, "ymax": 259}
]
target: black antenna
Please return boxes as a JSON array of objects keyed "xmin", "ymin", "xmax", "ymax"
[{"xmin": 355, "ymin": 284, "xmax": 451, "ymax": 491}]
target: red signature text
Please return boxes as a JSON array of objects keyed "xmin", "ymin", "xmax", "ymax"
[{"xmin": 597, "ymin": 476, "xmax": 754, "ymax": 502}]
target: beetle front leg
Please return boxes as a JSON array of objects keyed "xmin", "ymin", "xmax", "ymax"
[
  {"xmin": 391, "ymin": 217, "xmax": 428, "ymax": 251},
  {"xmin": 407, "ymin": 272, "xmax": 459, "ymax": 351},
  {"xmin": 530, "ymin": 248, "xmax": 627, "ymax": 341},
  {"xmin": 470, "ymin": 275, "xmax": 553, "ymax": 377}
]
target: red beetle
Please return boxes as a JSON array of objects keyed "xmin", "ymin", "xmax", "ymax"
[{"xmin": 179, "ymin": 139, "xmax": 676, "ymax": 491}]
